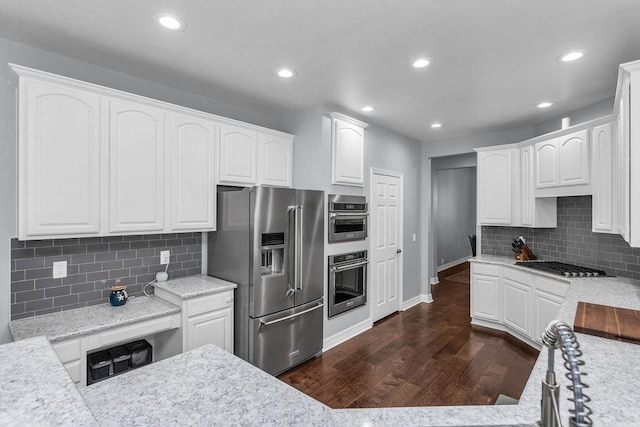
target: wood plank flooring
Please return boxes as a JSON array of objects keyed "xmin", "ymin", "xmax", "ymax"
[{"xmin": 278, "ymin": 262, "xmax": 539, "ymax": 408}]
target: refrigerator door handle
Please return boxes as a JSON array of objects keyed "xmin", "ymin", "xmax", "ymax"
[
  {"xmin": 259, "ymin": 303, "xmax": 324, "ymax": 327},
  {"xmin": 287, "ymin": 205, "xmax": 298, "ymax": 294},
  {"xmin": 295, "ymin": 205, "xmax": 303, "ymax": 291}
]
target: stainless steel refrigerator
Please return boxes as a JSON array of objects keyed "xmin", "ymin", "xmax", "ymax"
[{"xmin": 208, "ymin": 186, "xmax": 324, "ymax": 375}]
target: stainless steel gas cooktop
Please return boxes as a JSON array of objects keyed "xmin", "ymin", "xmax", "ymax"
[{"xmin": 515, "ymin": 261, "xmax": 608, "ymax": 278}]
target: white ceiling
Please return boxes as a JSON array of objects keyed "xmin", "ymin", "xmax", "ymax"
[{"xmin": 1, "ymin": 0, "xmax": 640, "ymax": 142}]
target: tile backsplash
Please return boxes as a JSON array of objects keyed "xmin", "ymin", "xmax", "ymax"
[
  {"xmin": 11, "ymin": 233, "xmax": 202, "ymax": 320},
  {"xmin": 481, "ymin": 196, "xmax": 640, "ymax": 280}
]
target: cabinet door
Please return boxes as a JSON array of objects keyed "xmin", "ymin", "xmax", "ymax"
[
  {"xmin": 616, "ymin": 78, "xmax": 631, "ymax": 242},
  {"xmin": 108, "ymin": 98, "xmax": 165, "ymax": 233},
  {"xmin": 558, "ymin": 129, "xmax": 590, "ymax": 186},
  {"xmin": 19, "ymin": 79, "xmax": 101, "ymax": 239},
  {"xmin": 533, "ymin": 290, "xmax": 563, "ymax": 344},
  {"xmin": 470, "ymin": 273, "xmax": 501, "ymax": 322},
  {"xmin": 259, "ymin": 134, "xmax": 293, "ymax": 187},
  {"xmin": 332, "ymin": 118, "xmax": 365, "ymax": 186},
  {"xmin": 535, "ymin": 140, "xmax": 558, "ymax": 188},
  {"xmin": 502, "ymin": 278, "xmax": 532, "ymax": 337},
  {"xmin": 520, "ymin": 146, "xmax": 534, "ymax": 226},
  {"xmin": 219, "ymin": 124, "xmax": 258, "ymax": 185},
  {"xmin": 592, "ymin": 123, "xmax": 614, "ymax": 233},
  {"xmin": 186, "ymin": 307, "xmax": 233, "ymax": 353},
  {"xmin": 477, "ymin": 149, "xmax": 513, "ymax": 224},
  {"xmin": 168, "ymin": 114, "xmax": 216, "ymax": 231}
]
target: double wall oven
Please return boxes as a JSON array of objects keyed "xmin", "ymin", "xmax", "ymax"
[{"xmin": 328, "ymin": 194, "xmax": 368, "ymax": 243}]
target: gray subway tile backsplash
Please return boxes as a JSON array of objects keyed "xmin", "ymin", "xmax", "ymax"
[
  {"xmin": 10, "ymin": 232, "xmax": 202, "ymax": 320},
  {"xmin": 481, "ymin": 196, "xmax": 640, "ymax": 279}
]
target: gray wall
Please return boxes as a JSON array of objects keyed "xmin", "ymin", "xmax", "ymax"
[
  {"xmin": 481, "ymin": 196, "xmax": 640, "ymax": 280},
  {"xmin": 0, "ymin": 37, "xmax": 284, "ymax": 343},
  {"xmin": 281, "ymin": 106, "xmax": 422, "ymax": 340},
  {"xmin": 10, "ymin": 233, "xmax": 201, "ymax": 320},
  {"xmin": 433, "ymin": 167, "xmax": 476, "ymax": 268},
  {"xmin": 533, "ymin": 97, "xmax": 614, "ymax": 136}
]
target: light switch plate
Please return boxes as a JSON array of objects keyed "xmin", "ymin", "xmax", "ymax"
[
  {"xmin": 53, "ymin": 261, "xmax": 67, "ymax": 279},
  {"xmin": 160, "ymin": 250, "xmax": 170, "ymax": 265}
]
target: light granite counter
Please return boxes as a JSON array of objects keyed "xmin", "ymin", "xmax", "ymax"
[
  {"xmin": 0, "ymin": 336, "xmax": 98, "ymax": 426},
  {"xmin": 9, "ymin": 296, "xmax": 180, "ymax": 342},
  {"xmin": 153, "ymin": 274, "xmax": 236, "ymax": 299},
  {"xmin": 81, "ymin": 343, "xmax": 335, "ymax": 426}
]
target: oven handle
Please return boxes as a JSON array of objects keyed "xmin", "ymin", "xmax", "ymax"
[
  {"xmin": 330, "ymin": 212, "xmax": 369, "ymax": 220},
  {"xmin": 259, "ymin": 303, "xmax": 324, "ymax": 327},
  {"xmin": 330, "ymin": 260, "xmax": 369, "ymax": 272}
]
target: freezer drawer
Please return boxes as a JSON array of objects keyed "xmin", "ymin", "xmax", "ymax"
[{"xmin": 249, "ymin": 299, "xmax": 323, "ymax": 376}]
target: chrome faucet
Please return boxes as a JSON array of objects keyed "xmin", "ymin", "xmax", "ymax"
[{"xmin": 538, "ymin": 320, "xmax": 592, "ymax": 427}]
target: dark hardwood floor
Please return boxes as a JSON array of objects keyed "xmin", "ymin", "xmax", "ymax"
[{"xmin": 278, "ymin": 262, "xmax": 539, "ymax": 408}]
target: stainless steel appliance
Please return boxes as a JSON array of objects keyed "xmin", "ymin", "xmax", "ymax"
[
  {"xmin": 516, "ymin": 261, "xmax": 607, "ymax": 278},
  {"xmin": 208, "ymin": 186, "xmax": 324, "ymax": 376},
  {"xmin": 328, "ymin": 250, "xmax": 368, "ymax": 317},
  {"xmin": 328, "ymin": 194, "xmax": 368, "ymax": 243}
]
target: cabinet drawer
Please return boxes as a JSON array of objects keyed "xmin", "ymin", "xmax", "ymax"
[
  {"xmin": 64, "ymin": 360, "xmax": 81, "ymax": 384},
  {"xmin": 503, "ymin": 266, "xmax": 533, "ymax": 285},
  {"xmin": 52, "ymin": 338, "xmax": 81, "ymax": 363},
  {"xmin": 186, "ymin": 291, "xmax": 234, "ymax": 318},
  {"xmin": 536, "ymin": 276, "xmax": 570, "ymax": 298},
  {"xmin": 471, "ymin": 263, "xmax": 500, "ymax": 277}
]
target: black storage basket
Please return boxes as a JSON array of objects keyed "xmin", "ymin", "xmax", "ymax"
[
  {"xmin": 87, "ymin": 349, "xmax": 112, "ymax": 384},
  {"xmin": 126, "ymin": 339, "xmax": 152, "ymax": 369},
  {"xmin": 109, "ymin": 344, "xmax": 132, "ymax": 375}
]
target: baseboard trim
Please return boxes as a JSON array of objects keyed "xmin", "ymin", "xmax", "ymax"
[
  {"xmin": 437, "ymin": 256, "xmax": 469, "ymax": 272},
  {"xmin": 471, "ymin": 318, "xmax": 541, "ymax": 350},
  {"xmin": 322, "ymin": 318, "xmax": 372, "ymax": 352},
  {"xmin": 401, "ymin": 293, "xmax": 433, "ymax": 310},
  {"xmin": 430, "ymin": 277, "xmax": 440, "ymax": 285}
]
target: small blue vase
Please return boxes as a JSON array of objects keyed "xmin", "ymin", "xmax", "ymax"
[{"xmin": 109, "ymin": 286, "xmax": 128, "ymax": 306}]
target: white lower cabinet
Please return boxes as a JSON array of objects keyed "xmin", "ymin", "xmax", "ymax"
[
  {"xmin": 52, "ymin": 338, "xmax": 82, "ymax": 385},
  {"xmin": 186, "ymin": 308, "xmax": 233, "ymax": 352},
  {"xmin": 470, "ymin": 262, "xmax": 569, "ymax": 349},
  {"xmin": 470, "ymin": 263, "xmax": 501, "ymax": 322}
]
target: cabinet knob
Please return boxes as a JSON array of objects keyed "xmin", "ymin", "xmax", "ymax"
[{"xmin": 226, "ymin": 297, "xmax": 232, "ymax": 303}]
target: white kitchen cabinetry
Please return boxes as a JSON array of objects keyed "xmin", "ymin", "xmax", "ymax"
[
  {"xmin": 470, "ymin": 261, "xmax": 570, "ymax": 349},
  {"xmin": 52, "ymin": 338, "xmax": 82, "ymax": 385},
  {"xmin": 16, "ymin": 76, "xmax": 102, "ymax": 240},
  {"xmin": 167, "ymin": 113, "xmax": 216, "ymax": 231},
  {"xmin": 470, "ymin": 263, "xmax": 501, "ymax": 323},
  {"xmin": 330, "ymin": 112, "xmax": 368, "ymax": 186},
  {"xmin": 534, "ymin": 129, "xmax": 591, "ymax": 197},
  {"xmin": 259, "ymin": 133, "xmax": 293, "ymax": 187},
  {"xmin": 501, "ymin": 268, "xmax": 532, "ymax": 338},
  {"xmin": 108, "ymin": 98, "xmax": 165, "ymax": 233},
  {"xmin": 477, "ymin": 148, "xmax": 515, "ymax": 225},
  {"xmin": 218, "ymin": 124, "xmax": 258, "ymax": 185},
  {"xmin": 591, "ymin": 122, "xmax": 615, "ymax": 233},
  {"xmin": 476, "ymin": 146, "xmax": 555, "ymax": 227}
]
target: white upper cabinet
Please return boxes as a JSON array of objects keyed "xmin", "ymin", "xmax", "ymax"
[
  {"xmin": 17, "ymin": 76, "xmax": 102, "ymax": 239},
  {"xmin": 477, "ymin": 148, "xmax": 514, "ymax": 225},
  {"xmin": 108, "ymin": 98, "xmax": 165, "ymax": 233},
  {"xmin": 591, "ymin": 122, "xmax": 614, "ymax": 233},
  {"xmin": 167, "ymin": 113, "xmax": 216, "ymax": 231},
  {"xmin": 259, "ymin": 134, "xmax": 293, "ymax": 187},
  {"xmin": 218, "ymin": 124, "xmax": 258, "ymax": 185},
  {"xmin": 534, "ymin": 129, "xmax": 591, "ymax": 196},
  {"xmin": 330, "ymin": 112, "xmax": 368, "ymax": 186}
]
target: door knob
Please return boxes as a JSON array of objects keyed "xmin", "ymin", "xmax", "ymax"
[{"xmin": 397, "ymin": 249, "xmax": 402, "ymax": 254}]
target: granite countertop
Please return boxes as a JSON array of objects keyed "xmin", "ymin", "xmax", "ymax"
[
  {"xmin": 153, "ymin": 274, "xmax": 237, "ymax": 299},
  {"xmin": 81, "ymin": 343, "xmax": 335, "ymax": 426},
  {"xmin": 0, "ymin": 336, "xmax": 98, "ymax": 427},
  {"xmin": 9, "ymin": 296, "xmax": 181, "ymax": 342},
  {"xmin": 469, "ymin": 254, "xmax": 572, "ymax": 282}
]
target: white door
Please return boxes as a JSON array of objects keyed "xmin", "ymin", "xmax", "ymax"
[
  {"xmin": 370, "ymin": 170, "xmax": 403, "ymax": 322},
  {"xmin": 167, "ymin": 113, "xmax": 216, "ymax": 231}
]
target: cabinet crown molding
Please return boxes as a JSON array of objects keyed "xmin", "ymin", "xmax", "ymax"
[{"xmin": 329, "ymin": 112, "xmax": 369, "ymax": 129}]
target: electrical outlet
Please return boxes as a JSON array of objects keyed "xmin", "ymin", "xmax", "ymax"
[
  {"xmin": 160, "ymin": 250, "xmax": 170, "ymax": 265},
  {"xmin": 412, "ymin": 233, "xmax": 416, "ymax": 242},
  {"xmin": 53, "ymin": 261, "xmax": 67, "ymax": 279}
]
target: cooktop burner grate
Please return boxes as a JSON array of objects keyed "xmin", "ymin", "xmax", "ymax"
[{"xmin": 515, "ymin": 261, "xmax": 607, "ymax": 278}]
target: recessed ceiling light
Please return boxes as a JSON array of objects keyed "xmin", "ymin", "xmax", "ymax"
[
  {"xmin": 558, "ymin": 51, "xmax": 584, "ymax": 62},
  {"xmin": 413, "ymin": 58, "xmax": 432, "ymax": 68},
  {"xmin": 537, "ymin": 101, "xmax": 554, "ymax": 109},
  {"xmin": 431, "ymin": 122, "xmax": 442, "ymax": 128},
  {"xmin": 155, "ymin": 13, "xmax": 185, "ymax": 31},
  {"xmin": 277, "ymin": 68, "xmax": 296, "ymax": 78},
  {"xmin": 361, "ymin": 106, "xmax": 374, "ymax": 112}
]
